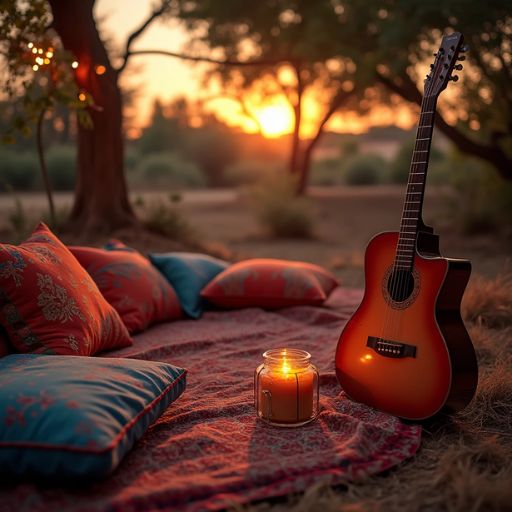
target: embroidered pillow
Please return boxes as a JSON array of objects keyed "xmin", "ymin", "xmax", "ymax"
[
  {"xmin": 0, "ymin": 354, "xmax": 187, "ymax": 478},
  {"xmin": 149, "ymin": 252, "xmax": 229, "ymax": 319},
  {"xmin": 0, "ymin": 223, "xmax": 132, "ymax": 355},
  {"xmin": 200, "ymin": 258, "xmax": 339, "ymax": 309},
  {"xmin": 70, "ymin": 244, "xmax": 182, "ymax": 333}
]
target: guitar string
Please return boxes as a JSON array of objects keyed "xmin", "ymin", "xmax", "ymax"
[
  {"xmin": 384, "ymin": 94, "xmax": 434, "ymax": 344},
  {"xmin": 391, "ymin": 95, "xmax": 432, "ymax": 341},
  {"xmin": 392, "ymin": 95, "xmax": 436, "ymax": 341}
]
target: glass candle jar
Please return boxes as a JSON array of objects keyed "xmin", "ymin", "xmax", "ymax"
[{"xmin": 254, "ymin": 348, "xmax": 319, "ymax": 427}]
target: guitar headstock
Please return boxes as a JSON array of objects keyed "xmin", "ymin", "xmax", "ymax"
[{"xmin": 425, "ymin": 32, "xmax": 467, "ymax": 98}]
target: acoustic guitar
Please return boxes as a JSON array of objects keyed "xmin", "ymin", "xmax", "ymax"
[{"xmin": 335, "ymin": 32, "xmax": 478, "ymax": 421}]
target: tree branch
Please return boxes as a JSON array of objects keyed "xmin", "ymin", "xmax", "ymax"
[
  {"xmin": 119, "ymin": 49, "xmax": 295, "ymax": 68},
  {"xmin": 297, "ymin": 88, "xmax": 353, "ymax": 194},
  {"xmin": 376, "ymin": 71, "xmax": 512, "ymax": 180},
  {"xmin": 117, "ymin": 0, "xmax": 172, "ymax": 74}
]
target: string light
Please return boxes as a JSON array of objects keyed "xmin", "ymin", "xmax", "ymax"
[
  {"xmin": 37, "ymin": 48, "xmax": 43, "ymax": 54},
  {"xmin": 44, "ymin": 58, "xmax": 50, "ymax": 65},
  {"xmin": 95, "ymin": 64, "xmax": 106, "ymax": 75},
  {"xmin": 32, "ymin": 64, "xmax": 39, "ymax": 71},
  {"xmin": 31, "ymin": 47, "xmax": 37, "ymax": 54},
  {"xmin": 71, "ymin": 61, "xmax": 78, "ymax": 69},
  {"xmin": 28, "ymin": 42, "xmax": 34, "ymax": 49},
  {"xmin": 35, "ymin": 57, "xmax": 44, "ymax": 65},
  {"xmin": 78, "ymin": 92, "xmax": 86, "ymax": 101},
  {"xmin": 46, "ymin": 51, "xmax": 53, "ymax": 58}
]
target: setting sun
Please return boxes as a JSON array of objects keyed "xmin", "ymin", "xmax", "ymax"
[{"xmin": 255, "ymin": 104, "xmax": 293, "ymax": 138}]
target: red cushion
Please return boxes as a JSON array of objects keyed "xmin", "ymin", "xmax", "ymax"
[
  {"xmin": 0, "ymin": 223, "xmax": 132, "ymax": 355},
  {"xmin": 70, "ymin": 244, "xmax": 182, "ymax": 333},
  {"xmin": 200, "ymin": 258, "xmax": 339, "ymax": 309}
]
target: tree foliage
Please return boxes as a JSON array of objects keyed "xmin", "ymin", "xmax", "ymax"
[{"xmin": 174, "ymin": 0, "xmax": 512, "ymax": 185}]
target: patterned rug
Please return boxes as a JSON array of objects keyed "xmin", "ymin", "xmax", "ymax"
[{"xmin": 1, "ymin": 288, "xmax": 421, "ymax": 512}]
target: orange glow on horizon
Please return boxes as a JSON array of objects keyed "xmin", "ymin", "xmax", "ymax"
[{"xmin": 255, "ymin": 104, "xmax": 294, "ymax": 138}]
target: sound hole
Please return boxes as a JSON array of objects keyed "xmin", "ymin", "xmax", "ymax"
[{"xmin": 387, "ymin": 269, "xmax": 415, "ymax": 303}]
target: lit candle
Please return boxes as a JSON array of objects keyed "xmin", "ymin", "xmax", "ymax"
[{"xmin": 255, "ymin": 348, "xmax": 319, "ymax": 427}]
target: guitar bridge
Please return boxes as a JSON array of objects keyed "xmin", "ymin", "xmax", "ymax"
[{"xmin": 367, "ymin": 336, "xmax": 417, "ymax": 359}]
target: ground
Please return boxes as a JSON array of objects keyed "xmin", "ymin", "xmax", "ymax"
[
  {"xmin": 2, "ymin": 186, "xmax": 509, "ymax": 287},
  {"xmin": 1, "ymin": 186, "xmax": 511, "ymax": 511}
]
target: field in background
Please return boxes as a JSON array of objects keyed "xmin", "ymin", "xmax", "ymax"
[{"xmin": 1, "ymin": 185, "xmax": 509, "ymax": 288}]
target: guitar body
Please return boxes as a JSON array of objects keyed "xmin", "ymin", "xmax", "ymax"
[{"xmin": 335, "ymin": 231, "xmax": 478, "ymax": 420}]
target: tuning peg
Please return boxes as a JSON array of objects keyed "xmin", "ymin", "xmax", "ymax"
[
  {"xmin": 457, "ymin": 55, "xmax": 466, "ymax": 61},
  {"xmin": 454, "ymin": 64, "xmax": 463, "ymax": 70},
  {"xmin": 449, "ymin": 75, "xmax": 459, "ymax": 82},
  {"xmin": 430, "ymin": 64, "xmax": 434, "ymax": 69},
  {"xmin": 460, "ymin": 44, "xmax": 470, "ymax": 52}
]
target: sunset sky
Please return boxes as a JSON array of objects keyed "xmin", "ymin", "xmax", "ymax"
[{"xmin": 96, "ymin": 0, "xmax": 417, "ymax": 138}]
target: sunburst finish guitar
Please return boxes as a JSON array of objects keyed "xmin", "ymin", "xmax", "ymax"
[{"xmin": 335, "ymin": 32, "xmax": 478, "ymax": 420}]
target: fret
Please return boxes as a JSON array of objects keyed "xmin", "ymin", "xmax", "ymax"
[{"xmin": 393, "ymin": 97, "xmax": 437, "ymax": 269}]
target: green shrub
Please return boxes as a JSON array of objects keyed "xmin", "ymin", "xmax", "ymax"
[
  {"xmin": 310, "ymin": 158, "xmax": 344, "ymax": 186},
  {"xmin": 447, "ymin": 156, "xmax": 512, "ymax": 235},
  {"xmin": 46, "ymin": 145, "xmax": 76, "ymax": 191},
  {"xmin": 141, "ymin": 152, "xmax": 206, "ymax": 188},
  {"xmin": 343, "ymin": 154, "xmax": 385, "ymax": 185},
  {"xmin": 142, "ymin": 195, "xmax": 195, "ymax": 242},
  {"xmin": 223, "ymin": 159, "xmax": 278, "ymax": 186},
  {"xmin": 250, "ymin": 173, "xmax": 313, "ymax": 238},
  {"xmin": 125, "ymin": 146, "xmax": 141, "ymax": 172},
  {"xmin": 0, "ymin": 149, "xmax": 38, "ymax": 190}
]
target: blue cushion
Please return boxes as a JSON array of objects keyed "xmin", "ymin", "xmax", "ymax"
[
  {"xmin": 149, "ymin": 252, "xmax": 229, "ymax": 319},
  {"xmin": 0, "ymin": 354, "xmax": 186, "ymax": 478}
]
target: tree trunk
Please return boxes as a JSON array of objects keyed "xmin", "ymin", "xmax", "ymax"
[
  {"xmin": 288, "ymin": 65, "xmax": 304, "ymax": 177},
  {"xmin": 296, "ymin": 90, "xmax": 352, "ymax": 195},
  {"xmin": 49, "ymin": 0, "xmax": 135, "ymax": 231}
]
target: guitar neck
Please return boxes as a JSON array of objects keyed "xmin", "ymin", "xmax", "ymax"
[{"xmin": 395, "ymin": 95, "xmax": 438, "ymax": 269}]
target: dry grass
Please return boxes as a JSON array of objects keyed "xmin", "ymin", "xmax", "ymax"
[
  {"xmin": 462, "ymin": 273, "xmax": 512, "ymax": 329},
  {"xmin": 241, "ymin": 273, "xmax": 512, "ymax": 512}
]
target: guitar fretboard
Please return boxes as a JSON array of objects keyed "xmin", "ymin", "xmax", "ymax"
[{"xmin": 395, "ymin": 95, "xmax": 437, "ymax": 270}]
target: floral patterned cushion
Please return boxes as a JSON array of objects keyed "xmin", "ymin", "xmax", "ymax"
[
  {"xmin": 200, "ymin": 258, "xmax": 339, "ymax": 309},
  {"xmin": 149, "ymin": 252, "xmax": 229, "ymax": 319},
  {"xmin": 0, "ymin": 354, "xmax": 187, "ymax": 478},
  {"xmin": 70, "ymin": 244, "xmax": 182, "ymax": 333},
  {"xmin": 0, "ymin": 223, "xmax": 132, "ymax": 355}
]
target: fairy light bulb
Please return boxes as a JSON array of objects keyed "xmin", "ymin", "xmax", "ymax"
[
  {"xmin": 32, "ymin": 64, "xmax": 39, "ymax": 71},
  {"xmin": 28, "ymin": 42, "xmax": 34, "ymax": 49},
  {"xmin": 95, "ymin": 64, "xmax": 106, "ymax": 75},
  {"xmin": 71, "ymin": 61, "xmax": 78, "ymax": 69},
  {"xmin": 78, "ymin": 92, "xmax": 86, "ymax": 101}
]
